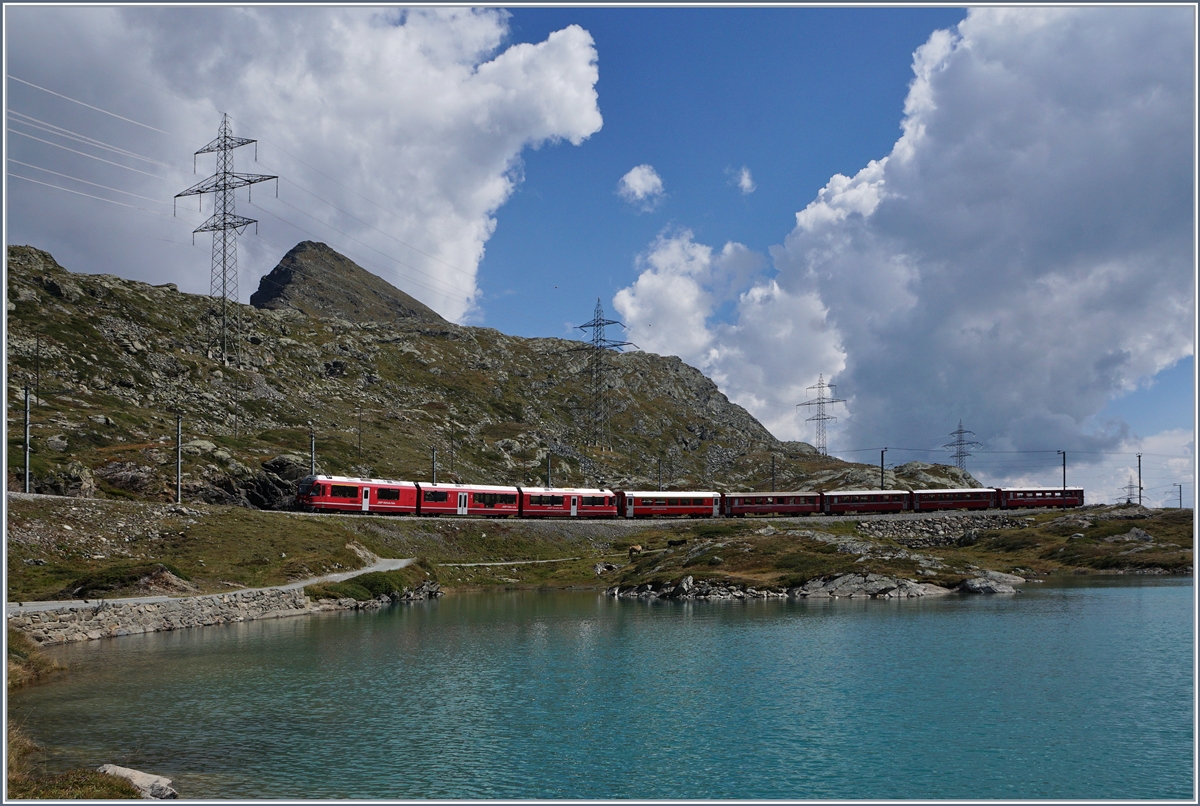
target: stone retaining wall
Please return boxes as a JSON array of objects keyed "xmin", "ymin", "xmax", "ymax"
[{"xmin": 8, "ymin": 588, "xmax": 313, "ymax": 646}]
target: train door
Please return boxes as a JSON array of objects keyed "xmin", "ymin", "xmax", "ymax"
[
  {"xmin": 712, "ymin": 497, "xmax": 719, "ymax": 517},
  {"xmin": 361, "ymin": 487, "xmax": 370, "ymax": 512},
  {"xmin": 571, "ymin": 496, "xmax": 579, "ymax": 517},
  {"xmin": 457, "ymin": 492, "xmax": 468, "ymax": 515},
  {"xmin": 625, "ymin": 496, "xmax": 634, "ymax": 518}
]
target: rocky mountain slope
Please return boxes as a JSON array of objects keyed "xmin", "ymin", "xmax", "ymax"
[
  {"xmin": 249, "ymin": 241, "xmax": 447, "ymax": 325},
  {"xmin": 6, "ymin": 243, "xmax": 980, "ymax": 507}
]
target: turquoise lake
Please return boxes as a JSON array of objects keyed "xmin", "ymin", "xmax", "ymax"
[{"xmin": 10, "ymin": 577, "xmax": 1195, "ymax": 800}]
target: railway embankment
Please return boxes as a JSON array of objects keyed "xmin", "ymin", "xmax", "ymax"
[{"xmin": 7, "ymin": 492, "xmax": 1192, "ymax": 646}]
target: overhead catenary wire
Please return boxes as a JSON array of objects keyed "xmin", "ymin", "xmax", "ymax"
[
  {"xmin": 7, "ymin": 127, "xmax": 169, "ymax": 180},
  {"xmin": 8, "ymin": 110, "xmax": 174, "ymax": 168},
  {"xmin": 9, "ymin": 172, "xmax": 174, "ymax": 217},
  {"xmin": 8, "ymin": 159, "xmax": 170, "ymax": 205},
  {"xmin": 7, "ymin": 74, "xmax": 174, "ymax": 135}
]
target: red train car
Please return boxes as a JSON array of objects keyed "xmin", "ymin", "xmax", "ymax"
[
  {"xmin": 823, "ymin": 490, "xmax": 910, "ymax": 514},
  {"xmin": 617, "ymin": 491, "xmax": 721, "ymax": 518},
  {"xmin": 997, "ymin": 487, "xmax": 1084, "ymax": 509},
  {"xmin": 296, "ymin": 475, "xmax": 419, "ymax": 514},
  {"xmin": 417, "ymin": 483, "xmax": 520, "ymax": 517},
  {"xmin": 724, "ymin": 492, "xmax": 822, "ymax": 517},
  {"xmin": 911, "ymin": 488, "xmax": 996, "ymax": 511},
  {"xmin": 519, "ymin": 487, "xmax": 617, "ymax": 518}
]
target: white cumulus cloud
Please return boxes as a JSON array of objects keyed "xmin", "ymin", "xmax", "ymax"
[
  {"xmin": 616, "ymin": 164, "xmax": 665, "ymax": 210},
  {"xmin": 775, "ymin": 6, "xmax": 1194, "ymax": 466},
  {"xmin": 5, "ymin": 7, "xmax": 603, "ymax": 323},
  {"xmin": 616, "ymin": 7, "xmax": 1193, "ymax": 471},
  {"xmin": 614, "ymin": 230, "xmax": 844, "ymax": 440}
]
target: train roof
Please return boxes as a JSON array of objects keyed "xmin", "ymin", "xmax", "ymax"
[
  {"xmin": 418, "ymin": 482, "xmax": 521, "ymax": 493},
  {"xmin": 521, "ymin": 487, "xmax": 614, "ymax": 495},
  {"xmin": 729, "ymin": 490, "xmax": 818, "ymax": 496},
  {"xmin": 620, "ymin": 490, "xmax": 720, "ymax": 497},
  {"xmin": 825, "ymin": 489, "xmax": 911, "ymax": 496},
  {"xmin": 304, "ymin": 474, "xmax": 416, "ymax": 487},
  {"xmin": 1000, "ymin": 486, "xmax": 1083, "ymax": 492},
  {"xmin": 912, "ymin": 488, "xmax": 994, "ymax": 495}
]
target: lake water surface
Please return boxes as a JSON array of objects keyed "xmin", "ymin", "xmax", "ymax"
[{"xmin": 10, "ymin": 577, "xmax": 1194, "ymax": 799}]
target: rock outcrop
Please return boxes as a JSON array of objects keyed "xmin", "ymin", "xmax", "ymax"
[
  {"xmin": 97, "ymin": 765, "xmax": 178, "ymax": 799},
  {"xmin": 250, "ymin": 241, "xmax": 448, "ymax": 325},
  {"xmin": 857, "ymin": 513, "xmax": 1029, "ymax": 547}
]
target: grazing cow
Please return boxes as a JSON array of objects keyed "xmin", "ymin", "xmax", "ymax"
[
  {"xmin": 628, "ymin": 544, "xmax": 643, "ymax": 560},
  {"xmin": 667, "ymin": 539, "xmax": 688, "ymax": 547}
]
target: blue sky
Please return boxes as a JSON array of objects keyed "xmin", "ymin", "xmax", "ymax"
[
  {"xmin": 5, "ymin": 6, "xmax": 1194, "ymax": 504},
  {"xmin": 479, "ymin": 7, "xmax": 967, "ymax": 339}
]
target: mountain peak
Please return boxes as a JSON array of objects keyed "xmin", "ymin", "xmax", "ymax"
[{"xmin": 249, "ymin": 241, "xmax": 447, "ymax": 325}]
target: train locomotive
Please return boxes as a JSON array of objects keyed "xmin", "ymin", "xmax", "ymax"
[{"xmin": 296, "ymin": 474, "xmax": 1083, "ymax": 518}]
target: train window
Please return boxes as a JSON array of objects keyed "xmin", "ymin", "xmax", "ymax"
[
  {"xmin": 475, "ymin": 491, "xmax": 518, "ymax": 503},
  {"xmin": 530, "ymin": 495, "xmax": 564, "ymax": 506},
  {"xmin": 475, "ymin": 493, "xmax": 517, "ymax": 507},
  {"xmin": 377, "ymin": 488, "xmax": 400, "ymax": 501},
  {"xmin": 581, "ymin": 496, "xmax": 606, "ymax": 506},
  {"xmin": 424, "ymin": 490, "xmax": 449, "ymax": 503},
  {"xmin": 330, "ymin": 485, "xmax": 358, "ymax": 498},
  {"xmin": 655, "ymin": 499, "xmax": 667, "ymax": 506}
]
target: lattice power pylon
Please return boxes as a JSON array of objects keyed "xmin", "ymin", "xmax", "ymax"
[
  {"xmin": 1123, "ymin": 476, "xmax": 1139, "ymax": 504},
  {"xmin": 574, "ymin": 298, "xmax": 633, "ymax": 447},
  {"xmin": 943, "ymin": 419, "xmax": 983, "ymax": 472},
  {"xmin": 175, "ymin": 114, "xmax": 277, "ymax": 366},
  {"xmin": 798, "ymin": 374, "xmax": 844, "ymax": 456}
]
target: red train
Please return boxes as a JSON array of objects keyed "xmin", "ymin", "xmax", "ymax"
[
  {"xmin": 296, "ymin": 476, "xmax": 617, "ymax": 517},
  {"xmin": 297, "ymin": 474, "xmax": 1083, "ymax": 519}
]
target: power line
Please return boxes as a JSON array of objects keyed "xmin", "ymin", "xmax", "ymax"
[
  {"xmin": 8, "ymin": 110, "xmax": 173, "ymax": 167},
  {"xmin": 9, "ymin": 172, "xmax": 172, "ymax": 216},
  {"xmin": 7, "ymin": 128, "xmax": 168, "ymax": 179},
  {"xmin": 8, "ymin": 159, "xmax": 170, "ymax": 204},
  {"xmin": 7, "ymin": 74, "xmax": 173, "ymax": 134},
  {"xmin": 280, "ymin": 178, "xmax": 476, "ymax": 281}
]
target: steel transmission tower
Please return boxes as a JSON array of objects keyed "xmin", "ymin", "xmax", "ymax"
[
  {"xmin": 1122, "ymin": 476, "xmax": 1138, "ymax": 504},
  {"xmin": 574, "ymin": 298, "xmax": 633, "ymax": 447},
  {"xmin": 175, "ymin": 114, "xmax": 277, "ymax": 366},
  {"xmin": 797, "ymin": 375, "xmax": 844, "ymax": 456},
  {"xmin": 943, "ymin": 419, "xmax": 983, "ymax": 472}
]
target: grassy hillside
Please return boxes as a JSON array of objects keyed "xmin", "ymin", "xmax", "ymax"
[{"xmin": 6, "ymin": 244, "xmax": 978, "ymax": 508}]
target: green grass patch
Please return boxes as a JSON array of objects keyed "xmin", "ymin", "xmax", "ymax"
[
  {"xmin": 54, "ymin": 562, "xmax": 191, "ymax": 599},
  {"xmin": 7, "ymin": 628, "xmax": 64, "ymax": 691},
  {"xmin": 305, "ymin": 562, "xmax": 437, "ymax": 601}
]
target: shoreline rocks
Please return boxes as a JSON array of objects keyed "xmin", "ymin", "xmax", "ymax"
[
  {"xmin": 97, "ymin": 764, "xmax": 178, "ymax": 799},
  {"xmin": 313, "ymin": 579, "xmax": 445, "ymax": 611},
  {"xmin": 605, "ymin": 571, "xmax": 1031, "ymax": 601},
  {"xmin": 8, "ymin": 581, "xmax": 444, "ymax": 645}
]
